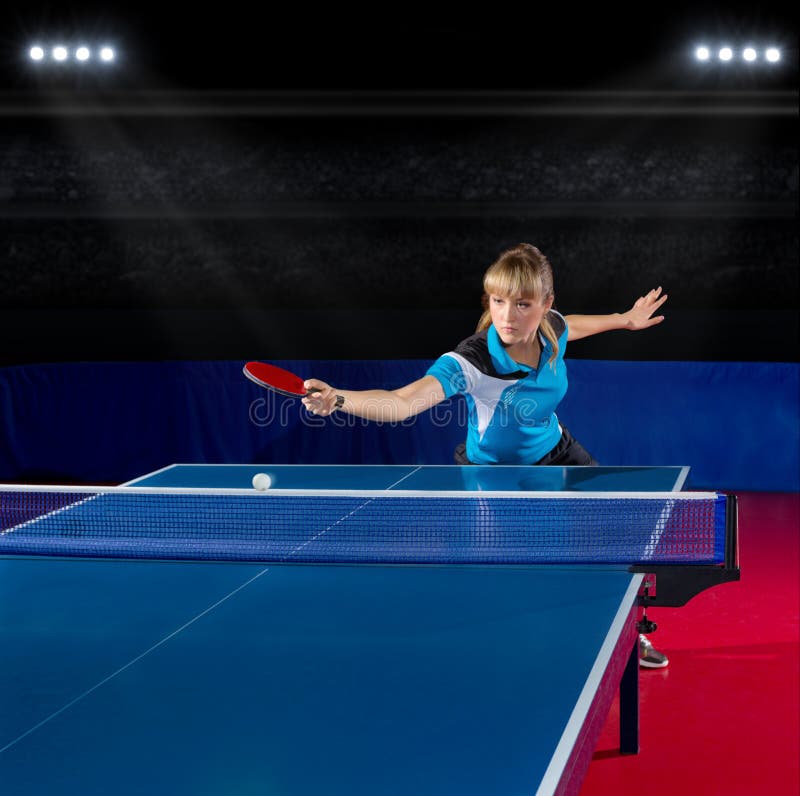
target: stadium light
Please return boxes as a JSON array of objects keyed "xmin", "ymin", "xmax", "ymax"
[
  {"xmin": 26, "ymin": 41, "xmax": 119, "ymax": 68},
  {"xmin": 692, "ymin": 42, "xmax": 784, "ymax": 68}
]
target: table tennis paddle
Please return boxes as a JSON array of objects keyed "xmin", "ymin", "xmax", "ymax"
[
  {"xmin": 243, "ymin": 361, "xmax": 318, "ymax": 398},
  {"xmin": 244, "ymin": 362, "xmax": 346, "ymax": 411}
]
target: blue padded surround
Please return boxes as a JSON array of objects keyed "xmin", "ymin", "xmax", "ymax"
[{"xmin": 0, "ymin": 360, "xmax": 797, "ymax": 491}]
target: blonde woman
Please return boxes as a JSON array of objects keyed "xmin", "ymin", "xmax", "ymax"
[
  {"xmin": 305, "ymin": 243, "xmax": 666, "ymax": 466},
  {"xmin": 304, "ymin": 242, "xmax": 670, "ymax": 666}
]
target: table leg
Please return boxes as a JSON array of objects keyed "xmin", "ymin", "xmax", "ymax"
[{"xmin": 620, "ymin": 638, "xmax": 640, "ymax": 754}]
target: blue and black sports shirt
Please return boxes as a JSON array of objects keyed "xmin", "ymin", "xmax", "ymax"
[{"xmin": 426, "ymin": 311, "xmax": 569, "ymax": 464}]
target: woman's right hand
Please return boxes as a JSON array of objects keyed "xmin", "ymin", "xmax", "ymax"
[{"xmin": 302, "ymin": 379, "xmax": 341, "ymax": 416}]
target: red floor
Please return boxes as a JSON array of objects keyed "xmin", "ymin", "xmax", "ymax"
[{"xmin": 581, "ymin": 492, "xmax": 800, "ymax": 795}]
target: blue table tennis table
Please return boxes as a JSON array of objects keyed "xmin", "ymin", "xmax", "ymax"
[{"xmin": 0, "ymin": 464, "xmax": 722, "ymax": 796}]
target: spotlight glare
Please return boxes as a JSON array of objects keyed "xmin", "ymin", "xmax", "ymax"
[
  {"xmin": 75, "ymin": 46, "xmax": 91, "ymax": 61},
  {"xmin": 718, "ymin": 47, "xmax": 733, "ymax": 61},
  {"xmin": 695, "ymin": 46, "xmax": 710, "ymax": 61},
  {"xmin": 29, "ymin": 46, "xmax": 45, "ymax": 61},
  {"xmin": 52, "ymin": 46, "xmax": 68, "ymax": 61},
  {"xmin": 99, "ymin": 46, "xmax": 115, "ymax": 62},
  {"xmin": 742, "ymin": 47, "xmax": 757, "ymax": 62},
  {"xmin": 765, "ymin": 47, "xmax": 780, "ymax": 63}
]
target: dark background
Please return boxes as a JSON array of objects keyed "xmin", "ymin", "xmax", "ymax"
[
  {"xmin": 1, "ymin": 2, "xmax": 797, "ymax": 91},
  {"xmin": 0, "ymin": 2, "xmax": 796, "ymax": 363}
]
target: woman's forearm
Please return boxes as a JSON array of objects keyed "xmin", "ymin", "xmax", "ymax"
[
  {"xmin": 335, "ymin": 389, "xmax": 414, "ymax": 422},
  {"xmin": 302, "ymin": 375, "xmax": 445, "ymax": 420},
  {"xmin": 565, "ymin": 313, "xmax": 628, "ymax": 341}
]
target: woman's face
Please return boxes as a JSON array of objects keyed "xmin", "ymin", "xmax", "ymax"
[{"xmin": 489, "ymin": 292, "xmax": 553, "ymax": 347}]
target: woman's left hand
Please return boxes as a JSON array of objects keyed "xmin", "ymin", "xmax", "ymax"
[{"xmin": 623, "ymin": 287, "xmax": 668, "ymax": 330}]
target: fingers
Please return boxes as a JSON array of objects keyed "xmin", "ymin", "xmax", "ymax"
[
  {"xmin": 643, "ymin": 287, "xmax": 665, "ymax": 302},
  {"xmin": 634, "ymin": 288, "xmax": 668, "ymax": 312},
  {"xmin": 301, "ymin": 380, "xmax": 338, "ymax": 416},
  {"xmin": 647, "ymin": 293, "xmax": 668, "ymax": 315},
  {"xmin": 302, "ymin": 395, "xmax": 334, "ymax": 415},
  {"xmin": 304, "ymin": 379, "xmax": 329, "ymax": 393},
  {"xmin": 628, "ymin": 287, "xmax": 668, "ymax": 330}
]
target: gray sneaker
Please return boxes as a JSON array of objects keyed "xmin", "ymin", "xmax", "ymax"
[{"xmin": 639, "ymin": 634, "xmax": 669, "ymax": 668}]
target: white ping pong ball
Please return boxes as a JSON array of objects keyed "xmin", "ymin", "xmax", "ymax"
[{"xmin": 252, "ymin": 473, "xmax": 272, "ymax": 491}]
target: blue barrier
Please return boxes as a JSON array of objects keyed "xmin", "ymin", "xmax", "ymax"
[{"xmin": 1, "ymin": 360, "xmax": 797, "ymax": 491}]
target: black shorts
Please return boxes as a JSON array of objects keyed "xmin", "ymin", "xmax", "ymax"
[{"xmin": 453, "ymin": 426, "xmax": 598, "ymax": 467}]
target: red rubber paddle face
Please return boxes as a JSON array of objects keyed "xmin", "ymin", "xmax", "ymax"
[{"xmin": 243, "ymin": 362, "xmax": 310, "ymax": 398}]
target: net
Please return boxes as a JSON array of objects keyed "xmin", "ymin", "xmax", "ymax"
[{"xmin": 0, "ymin": 485, "xmax": 727, "ymax": 565}]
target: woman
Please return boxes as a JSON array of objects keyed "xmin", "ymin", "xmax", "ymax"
[{"xmin": 303, "ymin": 242, "xmax": 670, "ymax": 666}]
